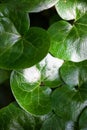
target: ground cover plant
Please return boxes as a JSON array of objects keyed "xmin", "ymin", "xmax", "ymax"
[{"xmin": 0, "ymin": 0, "xmax": 87, "ymax": 129}]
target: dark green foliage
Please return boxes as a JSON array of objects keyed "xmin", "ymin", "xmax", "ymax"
[{"xmin": 0, "ymin": 0, "xmax": 87, "ymax": 129}]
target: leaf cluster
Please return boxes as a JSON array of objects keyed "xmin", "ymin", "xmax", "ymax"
[{"xmin": 0, "ymin": 0, "xmax": 87, "ymax": 129}]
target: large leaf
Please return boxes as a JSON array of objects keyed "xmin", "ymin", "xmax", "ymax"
[
  {"xmin": 0, "ymin": 102, "xmax": 35, "ymax": 130},
  {"xmin": 10, "ymin": 53, "xmax": 63, "ymax": 115},
  {"xmin": 1, "ymin": 0, "xmax": 59, "ymax": 12},
  {"xmin": 55, "ymin": 0, "xmax": 87, "ymax": 20},
  {"xmin": 48, "ymin": 17, "xmax": 87, "ymax": 62},
  {"xmin": 0, "ymin": 6, "xmax": 50, "ymax": 69},
  {"xmin": 52, "ymin": 83, "xmax": 87, "ymax": 122},
  {"xmin": 10, "ymin": 68, "xmax": 51, "ymax": 115},
  {"xmin": 60, "ymin": 61, "xmax": 87, "ymax": 87},
  {"xmin": 0, "ymin": 17, "xmax": 50, "ymax": 69}
]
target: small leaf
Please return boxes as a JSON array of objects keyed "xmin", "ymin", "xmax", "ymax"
[
  {"xmin": 60, "ymin": 61, "xmax": 87, "ymax": 87},
  {"xmin": 55, "ymin": 0, "xmax": 87, "ymax": 20},
  {"xmin": 0, "ymin": 102, "xmax": 35, "ymax": 130},
  {"xmin": 48, "ymin": 18, "xmax": 87, "ymax": 62}
]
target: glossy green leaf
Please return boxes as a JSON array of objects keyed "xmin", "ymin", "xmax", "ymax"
[
  {"xmin": 10, "ymin": 53, "xmax": 64, "ymax": 115},
  {"xmin": 10, "ymin": 68, "xmax": 51, "ymax": 115},
  {"xmin": 0, "ymin": 22, "xmax": 50, "ymax": 69},
  {"xmin": 52, "ymin": 83, "xmax": 87, "ymax": 122},
  {"xmin": 1, "ymin": 0, "xmax": 59, "ymax": 12},
  {"xmin": 0, "ymin": 102, "xmax": 35, "ymax": 130},
  {"xmin": 48, "ymin": 18, "xmax": 87, "ymax": 62},
  {"xmin": 55, "ymin": 0, "xmax": 87, "ymax": 20},
  {"xmin": 0, "ymin": 6, "xmax": 50, "ymax": 69},
  {"xmin": 60, "ymin": 61, "xmax": 87, "ymax": 87}
]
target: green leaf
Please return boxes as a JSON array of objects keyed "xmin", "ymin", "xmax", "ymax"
[
  {"xmin": 0, "ymin": 102, "xmax": 35, "ymax": 130},
  {"xmin": 52, "ymin": 83, "xmax": 87, "ymax": 122},
  {"xmin": 0, "ymin": 6, "xmax": 50, "ymax": 69},
  {"xmin": 0, "ymin": 18, "xmax": 50, "ymax": 69},
  {"xmin": 55, "ymin": 0, "xmax": 87, "ymax": 20},
  {"xmin": 10, "ymin": 67, "xmax": 51, "ymax": 115},
  {"xmin": 1, "ymin": 0, "xmax": 59, "ymax": 12},
  {"xmin": 48, "ymin": 18, "xmax": 87, "ymax": 62},
  {"xmin": 10, "ymin": 53, "xmax": 64, "ymax": 115},
  {"xmin": 60, "ymin": 61, "xmax": 87, "ymax": 87}
]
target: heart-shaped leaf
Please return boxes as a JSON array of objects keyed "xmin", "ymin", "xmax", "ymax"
[
  {"xmin": 48, "ymin": 17, "xmax": 87, "ymax": 62},
  {"xmin": 0, "ymin": 6, "xmax": 50, "ymax": 69},
  {"xmin": 0, "ymin": 102, "xmax": 35, "ymax": 130},
  {"xmin": 0, "ymin": 18, "xmax": 50, "ymax": 69},
  {"xmin": 10, "ymin": 68, "xmax": 51, "ymax": 115},
  {"xmin": 10, "ymin": 53, "xmax": 63, "ymax": 115},
  {"xmin": 55, "ymin": 0, "xmax": 87, "ymax": 20},
  {"xmin": 60, "ymin": 61, "xmax": 87, "ymax": 87},
  {"xmin": 52, "ymin": 83, "xmax": 87, "ymax": 122}
]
